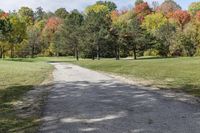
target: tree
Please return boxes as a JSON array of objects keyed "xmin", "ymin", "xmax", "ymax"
[
  {"xmin": 142, "ymin": 13, "xmax": 168, "ymax": 34},
  {"xmin": 96, "ymin": 1, "xmax": 117, "ymax": 12},
  {"xmin": 135, "ymin": 0, "xmax": 144, "ymax": 6},
  {"xmin": 55, "ymin": 8, "xmax": 69, "ymax": 19},
  {"xmin": 172, "ymin": 10, "xmax": 191, "ymax": 30},
  {"xmin": 42, "ymin": 17, "xmax": 63, "ymax": 56},
  {"xmin": 84, "ymin": 10, "xmax": 111, "ymax": 60},
  {"xmin": 86, "ymin": 4, "xmax": 109, "ymax": 14},
  {"xmin": 134, "ymin": 2, "xmax": 151, "ymax": 22},
  {"xmin": 9, "ymin": 13, "xmax": 27, "ymax": 58},
  {"xmin": 34, "ymin": 7, "xmax": 45, "ymax": 21},
  {"xmin": 121, "ymin": 18, "xmax": 145, "ymax": 60},
  {"xmin": 27, "ymin": 26, "xmax": 40, "ymax": 57},
  {"xmin": 188, "ymin": 2, "xmax": 200, "ymax": 15},
  {"xmin": 184, "ymin": 19, "xmax": 200, "ymax": 56},
  {"xmin": 18, "ymin": 7, "xmax": 34, "ymax": 26},
  {"xmin": 155, "ymin": 23, "xmax": 176, "ymax": 56},
  {"xmin": 158, "ymin": 0, "xmax": 181, "ymax": 14},
  {"xmin": 0, "ymin": 11, "xmax": 12, "ymax": 59},
  {"xmin": 61, "ymin": 10, "xmax": 84, "ymax": 60}
]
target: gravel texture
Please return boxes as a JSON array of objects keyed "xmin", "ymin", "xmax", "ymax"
[{"xmin": 39, "ymin": 63, "xmax": 200, "ymax": 133}]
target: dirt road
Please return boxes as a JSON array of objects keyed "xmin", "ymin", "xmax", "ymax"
[{"xmin": 39, "ymin": 63, "xmax": 200, "ymax": 133}]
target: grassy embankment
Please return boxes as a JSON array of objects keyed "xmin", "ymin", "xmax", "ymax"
[
  {"xmin": 0, "ymin": 58, "xmax": 53, "ymax": 133},
  {"xmin": 73, "ymin": 57, "xmax": 200, "ymax": 96}
]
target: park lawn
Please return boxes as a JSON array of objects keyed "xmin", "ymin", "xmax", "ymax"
[
  {"xmin": 73, "ymin": 57, "xmax": 200, "ymax": 96},
  {"xmin": 0, "ymin": 60, "xmax": 53, "ymax": 133}
]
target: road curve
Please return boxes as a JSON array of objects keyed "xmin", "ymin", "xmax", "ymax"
[{"xmin": 39, "ymin": 63, "xmax": 200, "ymax": 133}]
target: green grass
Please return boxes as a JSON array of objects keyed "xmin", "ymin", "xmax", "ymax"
[
  {"xmin": 73, "ymin": 57, "xmax": 200, "ymax": 96},
  {"xmin": 0, "ymin": 59, "xmax": 53, "ymax": 133}
]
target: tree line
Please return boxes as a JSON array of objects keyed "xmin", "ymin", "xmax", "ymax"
[{"xmin": 1, "ymin": 0, "xmax": 200, "ymax": 60}]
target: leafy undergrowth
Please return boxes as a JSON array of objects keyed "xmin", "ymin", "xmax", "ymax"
[
  {"xmin": 73, "ymin": 57, "xmax": 200, "ymax": 97},
  {"xmin": 0, "ymin": 60, "xmax": 53, "ymax": 133}
]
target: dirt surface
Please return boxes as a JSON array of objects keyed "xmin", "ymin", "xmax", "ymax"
[{"xmin": 39, "ymin": 63, "xmax": 200, "ymax": 133}]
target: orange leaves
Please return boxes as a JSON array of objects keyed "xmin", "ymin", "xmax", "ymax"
[
  {"xmin": 134, "ymin": 2, "xmax": 151, "ymax": 22},
  {"xmin": 134, "ymin": 2, "xmax": 151, "ymax": 15},
  {"xmin": 111, "ymin": 10, "xmax": 120, "ymax": 22},
  {"xmin": 172, "ymin": 10, "xmax": 191, "ymax": 29},
  {"xmin": 44, "ymin": 17, "xmax": 63, "ymax": 33},
  {"xmin": 0, "ymin": 12, "xmax": 9, "ymax": 20}
]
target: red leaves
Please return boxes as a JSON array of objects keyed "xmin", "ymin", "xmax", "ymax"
[
  {"xmin": 134, "ymin": 2, "xmax": 151, "ymax": 15},
  {"xmin": 172, "ymin": 10, "xmax": 191, "ymax": 29},
  {"xmin": 44, "ymin": 17, "xmax": 63, "ymax": 33},
  {"xmin": 134, "ymin": 2, "xmax": 151, "ymax": 23}
]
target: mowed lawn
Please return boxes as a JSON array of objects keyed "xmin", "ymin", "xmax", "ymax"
[
  {"xmin": 73, "ymin": 57, "xmax": 200, "ymax": 96},
  {"xmin": 0, "ymin": 60, "xmax": 53, "ymax": 132}
]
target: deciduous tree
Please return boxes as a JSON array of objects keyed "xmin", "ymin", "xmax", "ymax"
[
  {"xmin": 172, "ymin": 10, "xmax": 191, "ymax": 30},
  {"xmin": 188, "ymin": 2, "xmax": 200, "ymax": 15}
]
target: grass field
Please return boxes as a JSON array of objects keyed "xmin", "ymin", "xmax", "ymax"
[
  {"xmin": 73, "ymin": 57, "xmax": 200, "ymax": 96},
  {"xmin": 0, "ymin": 59, "xmax": 53, "ymax": 132}
]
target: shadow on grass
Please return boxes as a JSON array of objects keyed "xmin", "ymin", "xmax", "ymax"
[
  {"xmin": 0, "ymin": 85, "xmax": 38, "ymax": 133},
  {"xmin": 47, "ymin": 60, "xmax": 75, "ymax": 63},
  {"xmin": 157, "ymin": 83, "xmax": 200, "ymax": 97},
  {"xmin": 137, "ymin": 56, "xmax": 177, "ymax": 60},
  {"xmin": 3, "ymin": 58, "xmax": 35, "ymax": 62}
]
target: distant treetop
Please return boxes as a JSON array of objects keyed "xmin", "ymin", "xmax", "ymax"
[{"xmin": 158, "ymin": 0, "xmax": 181, "ymax": 14}]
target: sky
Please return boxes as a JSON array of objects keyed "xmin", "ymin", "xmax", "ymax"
[{"xmin": 0, "ymin": 0, "xmax": 198, "ymax": 12}]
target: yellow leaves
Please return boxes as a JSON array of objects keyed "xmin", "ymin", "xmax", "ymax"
[
  {"xmin": 142, "ymin": 13, "xmax": 168, "ymax": 33},
  {"xmin": 85, "ymin": 4, "xmax": 109, "ymax": 14}
]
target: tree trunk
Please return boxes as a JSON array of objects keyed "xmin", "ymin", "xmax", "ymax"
[
  {"xmin": 75, "ymin": 46, "xmax": 79, "ymax": 61},
  {"xmin": 2, "ymin": 46, "xmax": 5, "ymax": 59},
  {"xmin": 31, "ymin": 44, "xmax": 35, "ymax": 58},
  {"xmin": 115, "ymin": 44, "xmax": 120, "ymax": 60},
  {"xmin": 96, "ymin": 44, "xmax": 100, "ymax": 60},
  {"xmin": 10, "ymin": 45, "xmax": 14, "ymax": 58},
  {"xmin": 92, "ymin": 50, "xmax": 95, "ymax": 60},
  {"xmin": 133, "ymin": 45, "xmax": 137, "ymax": 60},
  {"xmin": 0, "ymin": 47, "xmax": 2, "ymax": 59}
]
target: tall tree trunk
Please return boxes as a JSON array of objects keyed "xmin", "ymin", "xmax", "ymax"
[
  {"xmin": 31, "ymin": 44, "xmax": 35, "ymax": 58},
  {"xmin": 0, "ymin": 47, "xmax": 2, "ymax": 59},
  {"xmin": 10, "ymin": 45, "xmax": 14, "ymax": 58},
  {"xmin": 117, "ymin": 44, "xmax": 120, "ymax": 60},
  {"xmin": 75, "ymin": 46, "xmax": 79, "ymax": 61},
  {"xmin": 133, "ymin": 45, "xmax": 137, "ymax": 60},
  {"xmin": 96, "ymin": 44, "xmax": 100, "ymax": 60},
  {"xmin": 115, "ymin": 44, "xmax": 120, "ymax": 60},
  {"xmin": 2, "ymin": 46, "xmax": 5, "ymax": 59},
  {"xmin": 92, "ymin": 50, "xmax": 95, "ymax": 60}
]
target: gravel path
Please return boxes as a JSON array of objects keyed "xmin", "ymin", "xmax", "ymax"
[{"xmin": 39, "ymin": 63, "xmax": 200, "ymax": 133}]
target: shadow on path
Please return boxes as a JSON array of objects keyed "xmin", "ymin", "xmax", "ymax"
[{"xmin": 39, "ymin": 80, "xmax": 200, "ymax": 133}]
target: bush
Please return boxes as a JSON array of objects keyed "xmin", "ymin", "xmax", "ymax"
[{"xmin": 144, "ymin": 49, "xmax": 159, "ymax": 56}]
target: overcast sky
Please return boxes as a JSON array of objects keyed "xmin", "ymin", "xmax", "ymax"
[{"xmin": 0, "ymin": 0, "xmax": 198, "ymax": 12}]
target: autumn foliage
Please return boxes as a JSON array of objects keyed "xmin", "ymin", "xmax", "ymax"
[
  {"xmin": 44, "ymin": 17, "xmax": 63, "ymax": 33},
  {"xmin": 0, "ymin": 12, "xmax": 9, "ymax": 19},
  {"xmin": 195, "ymin": 11, "xmax": 200, "ymax": 22},
  {"xmin": 134, "ymin": 2, "xmax": 151, "ymax": 22},
  {"xmin": 111, "ymin": 10, "xmax": 120, "ymax": 22},
  {"xmin": 172, "ymin": 10, "xmax": 191, "ymax": 29},
  {"xmin": 134, "ymin": 2, "xmax": 151, "ymax": 15}
]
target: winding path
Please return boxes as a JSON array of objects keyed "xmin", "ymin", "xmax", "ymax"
[{"xmin": 39, "ymin": 63, "xmax": 200, "ymax": 133}]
